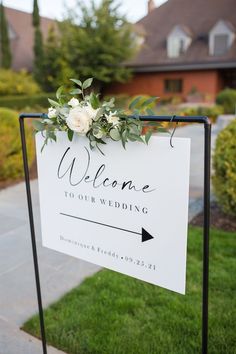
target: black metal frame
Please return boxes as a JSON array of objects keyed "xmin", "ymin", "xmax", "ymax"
[{"xmin": 19, "ymin": 113, "xmax": 211, "ymax": 354}]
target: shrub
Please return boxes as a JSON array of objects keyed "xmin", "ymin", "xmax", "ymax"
[
  {"xmin": 0, "ymin": 69, "xmax": 40, "ymax": 96},
  {"xmin": 0, "ymin": 93, "xmax": 55, "ymax": 110},
  {"xmin": 212, "ymin": 119, "xmax": 236, "ymax": 216},
  {"xmin": 179, "ymin": 105, "xmax": 224, "ymax": 123},
  {"xmin": 216, "ymin": 88, "xmax": 236, "ymax": 114},
  {"xmin": 0, "ymin": 108, "xmax": 35, "ymax": 181}
]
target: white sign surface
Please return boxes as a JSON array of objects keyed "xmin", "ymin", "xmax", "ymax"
[{"xmin": 36, "ymin": 132, "xmax": 190, "ymax": 294}]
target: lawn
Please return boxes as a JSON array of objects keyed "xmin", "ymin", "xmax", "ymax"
[{"xmin": 23, "ymin": 227, "xmax": 236, "ymax": 354}]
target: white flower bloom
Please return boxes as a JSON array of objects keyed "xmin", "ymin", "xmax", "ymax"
[
  {"xmin": 85, "ymin": 103, "xmax": 99, "ymax": 120},
  {"xmin": 68, "ymin": 97, "xmax": 80, "ymax": 108},
  {"xmin": 48, "ymin": 107, "xmax": 57, "ymax": 118},
  {"xmin": 105, "ymin": 111, "xmax": 120, "ymax": 126},
  {"xmin": 66, "ymin": 107, "xmax": 92, "ymax": 134}
]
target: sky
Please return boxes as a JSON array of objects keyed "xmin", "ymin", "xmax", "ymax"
[{"xmin": 3, "ymin": 0, "xmax": 167, "ymax": 22}]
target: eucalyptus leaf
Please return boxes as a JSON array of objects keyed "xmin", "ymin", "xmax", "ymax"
[
  {"xmin": 109, "ymin": 128, "xmax": 120, "ymax": 141},
  {"xmin": 70, "ymin": 78, "xmax": 82, "ymax": 87},
  {"xmin": 56, "ymin": 85, "xmax": 64, "ymax": 100},
  {"xmin": 129, "ymin": 133, "xmax": 144, "ymax": 143},
  {"xmin": 83, "ymin": 78, "xmax": 93, "ymax": 90},
  {"xmin": 90, "ymin": 92, "xmax": 100, "ymax": 109},
  {"xmin": 94, "ymin": 107, "xmax": 104, "ymax": 121},
  {"xmin": 33, "ymin": 120, "xmax": 45, "ymax": 131},
  {"xmin": 70, "ymin": 89, "xmax": 82, "ymax": 95},
  {"xmin": 145, "ymin": 130, "xmax": 152, "ymax": 144},
  {"xmin": 49, "ymin": 131, "xmax": 57, "ymax": 142},
  {"xmin": 121, "ymin": 134, "xmax": 126, "ymax": 149},
  {"xmin": 67, "ymin": 129, "xmax": 74, "ymax": 142},
  {"xmin": 48, "ymin": 98, "xmax": 60, "ymax": 107}
]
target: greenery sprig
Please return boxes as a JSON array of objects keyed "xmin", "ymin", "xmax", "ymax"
[{"xmin": 33, "ymin": 77, "xmax": 165, "ymax": 153}]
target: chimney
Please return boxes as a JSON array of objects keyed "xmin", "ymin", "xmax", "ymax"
[{"xmin": 148, "ymin": 0, "xmax": 155, "ymax": 13}]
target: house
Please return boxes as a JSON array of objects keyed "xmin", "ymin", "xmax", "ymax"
[
  {"xmin": 107, "ymin": 0, "xmax": 236, "ymax": 102},
  {"xmin": 5, "ymin": 7, "xmax": 56, "ymax": 71}
]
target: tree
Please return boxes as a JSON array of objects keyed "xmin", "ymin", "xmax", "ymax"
[
  {"xmin": 0, "ymin": 2, "xmax": 12, "ymax": 68},
  {"xmin": 60, "ymin": 0, "xmax": 137, "ymax": 88},
  {"xmin": 32, "ymin": 0, "xmax": 40, "ymax": 27},
  {"xmin": 41, "ymin": 25, "xmax": 73, "ymax": 92},
  {"xmin": 32, "ymin": 0, "xmax": 44, "ymax": 85}
]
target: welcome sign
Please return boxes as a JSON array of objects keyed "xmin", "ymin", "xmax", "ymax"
[{"xmin": 36, "ymin": 132, "xmax": 190, "ymax": 294}]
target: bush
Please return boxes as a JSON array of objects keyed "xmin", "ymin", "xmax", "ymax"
[
  {"xmin": 216, "ymin": 88, "xmax": 236, "ymax": 114},
  {"xmin": 0, "ymin": 108, "xmax": 35, "ymax": 181},
  {"xmin": 0, "ymin": 93, "xmax": 55, "ymax": 110},
  {"xmin": 212, "ymin": 119, "xmax": 236, "ymax": 216},
  {"xmin": 179, "ymin": 105, "xmax": 224, "ymax": 123},
  {"xmin": 0, "ymin": 69, "xmax": 40, "ymax": 96}
]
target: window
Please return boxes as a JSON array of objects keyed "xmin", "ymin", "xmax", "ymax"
[
  {"xmin": 209, "ymin": 20, "xmax": 235, "ymax": 56},
  {"xmin": 167, "ymin": 25, "xmax": 192, "ymax": 58},
  {"xmin": 213, "ymin": 34, "xmax": 229, "ymax": 55},
  {"xmin": 164, "ymin": 79, "xmax": 183, "ymax": 93}
]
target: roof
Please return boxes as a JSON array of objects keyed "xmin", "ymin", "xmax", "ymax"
[
  {"xmin": 5, "ymin": 7, "xmax": 56, "ymax": 71},
  {"xmin": 129, "ymin": 0, "xmax": 236, "ymax": 72}
]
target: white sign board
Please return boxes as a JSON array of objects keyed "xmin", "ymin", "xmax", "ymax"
[{"xmin": 36, "ymin": 132, "xmax": 190, "ymax": 294}]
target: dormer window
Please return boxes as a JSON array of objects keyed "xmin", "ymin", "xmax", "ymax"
[
  {"xmin": 132, "ymin": 23, "xmax": 146, "ymax": 48},
  {"xmin": 209, "ymin": 20, "xmax": 235, "ymax": 56},
  {"xmin": 167, "ymin": 25, "xmax": 192, "ymax": 58}
]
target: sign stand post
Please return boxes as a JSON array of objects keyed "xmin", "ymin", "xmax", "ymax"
[{"xmin": 19, "ymin": 113, "xmax": 211, "ymax": 354}]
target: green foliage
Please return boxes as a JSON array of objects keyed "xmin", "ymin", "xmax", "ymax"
[
  {"xmin": 212, "ymin": 119, "xmax": 236, "ymax": 216},
  {"xmin": 59, "ymin": 0, "xmax": 137, "ymax": 86},
  {"xmin": 0, "ymin": 92, "xmax": 55, "ymax": 110},
  {"xmin": 23, "ymin": 227, "xmax": 236, "ymax": 354},
  {"xmin": 35, "ymin": 78, "xmax": 162, "ymax": 153},
  {"xmin": 0, "ymin": 108, "xmax": 35, "ymax": 181},
  {"xmin": 41, "ymin": 26, "xmax": 70, "ymax": 92},
  {"xmin": 32, "ymin": 0, "xmax": 40, "ymax": 27},
  {"xmin": 179, "ymin": 105, "xmax": 224, "ymax": 123},
  {"xmin": 0, "ymin": 69, "xmax": 40, "ymax": 96},
  {"xmin": 32, "ymin": 0, "xmax": 44, "ymax": 86},
  {"xmin": 216, "ymin": 88, "xmax": 236, "ymax": 114},
  {"xmin": 0, "ymin": 3, "xmax": 12, "ymax": 68},
  {"xmin": 33, "ymin": 27, "xmax": 44, "ymax": 86}
]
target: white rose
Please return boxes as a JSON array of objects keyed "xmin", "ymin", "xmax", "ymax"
[
  {"xmin": 68, "ymin": 97, "xmax": 80, "ymax": 108},
  {"xmin": 85, "ymin": 103, "xmax": 99, "ymax": 120},
  {"xmin": 105, "ymin": 112, "xmax": 120, "ymax": 126},
  {"xmin": 66, "ymin": 107, "xmax": 92, "ymax": 134},
  {"xmin": 48, "ymin": 107, "xmax": 57, "ymax": 118}
]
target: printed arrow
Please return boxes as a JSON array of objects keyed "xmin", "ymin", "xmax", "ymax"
[{"xmin": 60, "ymin": 212, "xmax": 154, "ymax": 243}]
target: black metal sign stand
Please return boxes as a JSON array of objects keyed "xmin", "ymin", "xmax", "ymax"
[{"xmin": 19, "ymin": 113, "xmax": 211, "ymax": 354}]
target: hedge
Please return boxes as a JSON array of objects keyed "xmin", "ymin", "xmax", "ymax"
[
  {"xmin": 0, "ymin": 93, "xmax": 55, "ymax": 110},
  {"xmin": 0, "ymin": 108, "xmax": 35, "ymax": 181},
  {"xmin": 216, "ymin": 88, "xmax": 236, "ymax": 114},
  {"xmin": 0, "ymin": 69, "xmax": 40, "ymax": 96},
  {"xmin": 212, "ymin": 119, "xmax": 236, "ymax": 216}
]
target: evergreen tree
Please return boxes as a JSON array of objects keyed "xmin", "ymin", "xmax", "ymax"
[
  {"xmin": 32, "ymin": 0, "xmax": 44, "ymax": 85},
  {"xmin": 32, "ymin": 0, "xmax": 40, "ymax": 27},
  {"xmin": 0, "ymin": 2, "xmax": 12, "ymax": 68},
  {"xmin": 60, "ymin": 0, "xmax": 137, "ymax": 88}
]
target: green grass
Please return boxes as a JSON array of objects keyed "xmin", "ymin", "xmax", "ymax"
[{"xmin": 23, "ymin": 227, "xmax": 236, "ymax": 354}]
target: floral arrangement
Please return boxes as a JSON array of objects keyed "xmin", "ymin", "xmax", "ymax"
[{"xmin": 33, "ymin": 78, "xmax": 164, "ymax": 153}]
